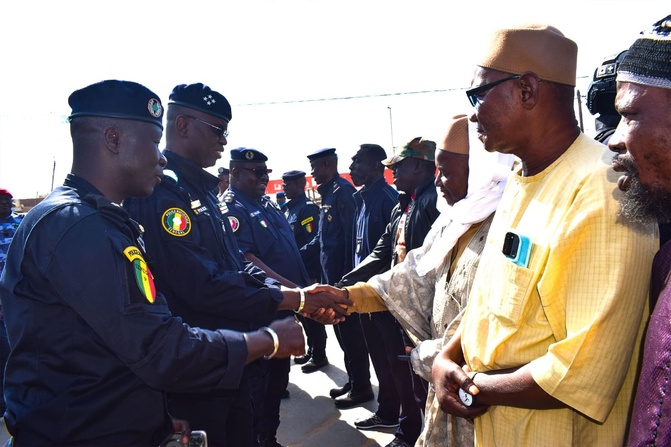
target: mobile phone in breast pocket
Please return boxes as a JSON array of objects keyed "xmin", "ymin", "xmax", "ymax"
[{"xmin": 502, "ymin": 232, "xmax": 532, "ymax": 268}]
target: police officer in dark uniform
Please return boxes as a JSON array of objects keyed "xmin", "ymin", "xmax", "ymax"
[
  {"xmin": 282, "ymin": 170, "xmax": 328, "ymax": 371},
  {"xmin": 223, "ymin": 149, "xmax": 311, "ymax": 447},
  {"xmin": 275, "ymin": 191, "xmax": 287, "ymax": 212},
  {"xmin": 586, "ymin": 50, "xmax": 629, "ymax": 145},
  {"xmin": 0, "ymin": 80, "xmax": 306, "ymax": 446},
  {"xmin": 0, "ymin": 188, "xmax": 23, "ymax": 416},
  {"xmin": 123, "ymin": 84, "xmax": 350, "ymax": 447},
  {"xmin": 305, "ymin": 148, "xmax": 374, "ymax": 407}
]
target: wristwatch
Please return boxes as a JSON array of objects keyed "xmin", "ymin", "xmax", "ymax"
[{"xmin": 458, "ymin": 387, "xmax": 475, "ymax": 407}]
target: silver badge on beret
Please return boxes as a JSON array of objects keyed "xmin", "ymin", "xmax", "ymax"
[
  {"xmin": 148, "ymin": 98, "xmax": 162, "ymax": 117},
  {"xmin": 203, "ymin": 95, "xmax": 216, "ymax": 106},
  {"xmin": 245, "ymin": 151, "xmax": 254, "ymax": 160}
]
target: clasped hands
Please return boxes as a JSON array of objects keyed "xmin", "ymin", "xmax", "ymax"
[
  {"xmin": 299, "ymin": 283, "xmax": 352, "ymax": 324},
  {"xmin": 431, "ymin": 350, "xmax": 490, "ymax": 421}
]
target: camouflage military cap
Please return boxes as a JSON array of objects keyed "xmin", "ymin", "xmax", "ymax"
[{"xmin": 382, "ymin": 137, "xmax": 436, "ymax": 166}]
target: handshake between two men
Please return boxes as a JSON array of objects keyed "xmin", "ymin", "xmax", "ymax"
[{"xmin": 257, "ymin": 284, "xmax": 353, "ymax": 360}]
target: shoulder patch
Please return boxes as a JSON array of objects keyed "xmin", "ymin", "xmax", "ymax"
[
  {"xmin": 123, "ymin": 246, "xmax": 157, "ymax": 303},
  {"xmin": 228, "ymin": 216, "xmax": 240, "ymax": 232},
  {"xmin": 301, "ymin": 216, "xmax": 314, "ymax": 226},
  {"xmin": 161, "ymin": 208, "xmax": 192, "ymax": 237}
]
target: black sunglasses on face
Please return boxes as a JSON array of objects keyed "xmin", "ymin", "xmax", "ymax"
[
  {"xmin": 466, "ymin": 75, "xmax": 522, "ymax": 108},
  {"xmin": 240, "ymin": 167, "xmax": 272, "ymax": 179},
  {"xmin": 184, "ymin": 115, "xmax": 229, "ymax": 139}
]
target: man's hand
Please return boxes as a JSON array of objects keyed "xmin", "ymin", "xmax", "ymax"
[
  {"xmin": 269, "ymin": 317, "xmax": 306, "ymax": 358},
  {"xmin": 301, "ymin": 283, "xmax": 352, "ymax": 319},
  {"xmin": 168, "ymin": 417, "xmax": 191, "ymax": 446},
  {"xmin": 431, "ymin": 349, "xmax": 489, "ymax": 420},
  {"xmin": 302, "ymin": 307, "xmax": 343, "ymax": 324},
  {"xmin": 306, "ymin": 283, "xmax": 349, "ymax": 299}
]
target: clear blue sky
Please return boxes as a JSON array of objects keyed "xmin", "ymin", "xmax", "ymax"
[{"xmin": 1, "ymin": 0, "xmax": 668, "ymax": 199}]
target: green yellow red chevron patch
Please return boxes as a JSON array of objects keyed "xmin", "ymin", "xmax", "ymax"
[{"xmin": 123, "ymin": 246, "xmax": 157, "ymax": 303}]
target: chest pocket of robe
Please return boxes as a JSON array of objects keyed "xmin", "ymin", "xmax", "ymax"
[{"xmin": 486, "ymin": 252, "xmax": 534, "ymax": 327}]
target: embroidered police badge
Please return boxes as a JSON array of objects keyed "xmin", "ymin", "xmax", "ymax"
[
  {"xmin": 161, "ymin": 208, "xmax": 192, "ymax": 237},
  {"xmin": 228, "ymin": 216, "xmax": 240, "ymax": 232},
  {"xmin": 123, "ymin": 246, "xmax": 156, "ymax": 303}
]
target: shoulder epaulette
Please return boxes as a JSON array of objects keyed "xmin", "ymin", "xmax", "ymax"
[
  {"xmin": 163, "ymin": 169, "xmax": 178, "ymax": 186},
  {"xmin": 221, "ymin": 189, "xmax": 235, "ymax": 204}
]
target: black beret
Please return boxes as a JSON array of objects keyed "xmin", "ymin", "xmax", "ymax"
[
  {"xmin": 276, "ymin": 192, "xmax": 285, "ymax": 197},
  {"xmin": 282, "ymin": 170, "xmax": 306, "ymax": 181},
  {"xmin": 169, "ymin": 83, "xmax": 232, "ymax": 122},
  {"xmin": 307, "ymin": 147, "xmax": 337, "ymax": 161},
  {"xmin": 230, "ymin": 147, "xmax": 268, "ymax": 162},
  {"xmin": 68, "ymin": 80, "xmax": 164, "ymax": 129},
  {"xmin": 218, "ymin": 167, "xmax": 230, "ymax": 176}
]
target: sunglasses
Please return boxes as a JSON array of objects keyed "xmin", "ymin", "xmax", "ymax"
[
  {"xmin": 184, "ymin": 115, "xmax": 229, "ymax": 139},
  {"xmin": 240, "ymin": 167, "xmax": 272, "ymax": 179},
  {"xmin": 465, "ymin": 75, "xmax": 521, "ymax": 108}
]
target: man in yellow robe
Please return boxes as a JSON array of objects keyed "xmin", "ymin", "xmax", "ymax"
[{"xmin": 431, "ymin": 23, "xmax": 658, "ymax": 446}]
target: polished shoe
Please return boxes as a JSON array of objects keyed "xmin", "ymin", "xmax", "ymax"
[
  {"xmin": 293, "ymin": 353, "xmax": 312, "ymax": 365},
  {"xmin": 257, "ymin": 432, "xmax": 283, "ymax": 447},
  {"xmin": 329, "ymin": 382, "xmax": 352, "ymax": 399},
  {"xmin": 258, "ymin": 437, "xmax": 283, "ymax": 447},
  {"xmin": 385, "ymin": 437, "xmax": 412, "ymax": 447},
  {"xmin": 354, "ymin": 413, "xmax": 399, "ymax": 430},
  {"xmin": 281, "ymin": 388, "xmax": 290, "ymax": 399},
  {"xmin": 334, "ymin": 388, "xmax": 375, "ymax": 409},
  {"xmin": 301, "ymin": 357, "xmax": 329, "ymax": 373}
]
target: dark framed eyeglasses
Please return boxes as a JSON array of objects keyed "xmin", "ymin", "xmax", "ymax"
[
  {"xmin": 466, "ymin": 74, "xmax": 521, "ymax": 108},
  {"xmin": 240, "ymin": 167, "xmax": 273, "ymax": 179},
  {"xmin": 184, "ymin": 115, "xmax": 229, "ymax": 139}
]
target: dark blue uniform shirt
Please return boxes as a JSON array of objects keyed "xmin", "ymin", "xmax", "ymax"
[
  {"xmin": 340, "ymin": 175, "xmax": 439, "ymax": 286},
  {"xmin": 223, "ymin": 186, "xmax": 310, "ymax": 288},
  {"xmin": 0, "ymin": 212, "xmax": 23, "ymax": 277},
  {"xmin": 305, "ymin": 175, "xmax": 356, "ymax": 285},
  {"xmin": 0, "ymin": 175, "xmax": 247, "ymax": 446},
  {"xmin": 124, "ymin": 150, "xmax": 283, "ymax": 333},
  {"xmin": 285, "ymin": 193, "xmax": 321, "ymax": 280},
  {"xmin": 352, "ymin": 177, "xmax": 398, "ymax": 267}
]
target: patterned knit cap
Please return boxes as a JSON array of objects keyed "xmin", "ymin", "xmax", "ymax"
[{"xmin": 617, "ymin": 15, "xmax": 671, "ymax": 89}]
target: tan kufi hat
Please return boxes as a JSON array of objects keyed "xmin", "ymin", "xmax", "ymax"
[
  {"xmin": 440, "ymin": 115, "xmax": 469, "ymax": 155},
  {"xmin": 477, "ymin": 23, "xmax": 578, "ymax": 86}
]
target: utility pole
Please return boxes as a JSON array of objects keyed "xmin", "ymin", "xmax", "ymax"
[
  {"xmin": 51, "ymin": 158, "xmax": 56, "ymax": 191},
  {"xmin": 387, "ymin": 106, "xmax": 395, "ymax": 150},
  {"xmin": 576, "ymin": 90, "xmax": 584, "ymax": 132}
]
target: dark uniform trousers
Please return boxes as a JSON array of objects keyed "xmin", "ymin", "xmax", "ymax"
[
  {"xmin": 287, "ymin": 194, "xmax": 328, "ymax": 361},
  {"xmin": 313, "ymin": 176, "xmax": 371, "ymax": 393},
  {"xmin": 223, "ymin": 186, "xmax": 311, "ymax": 444}
]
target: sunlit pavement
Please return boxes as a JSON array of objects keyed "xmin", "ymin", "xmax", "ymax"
[{"xmin": 278, "ymin": 325, "xmax": 396, "ymax": 447}]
